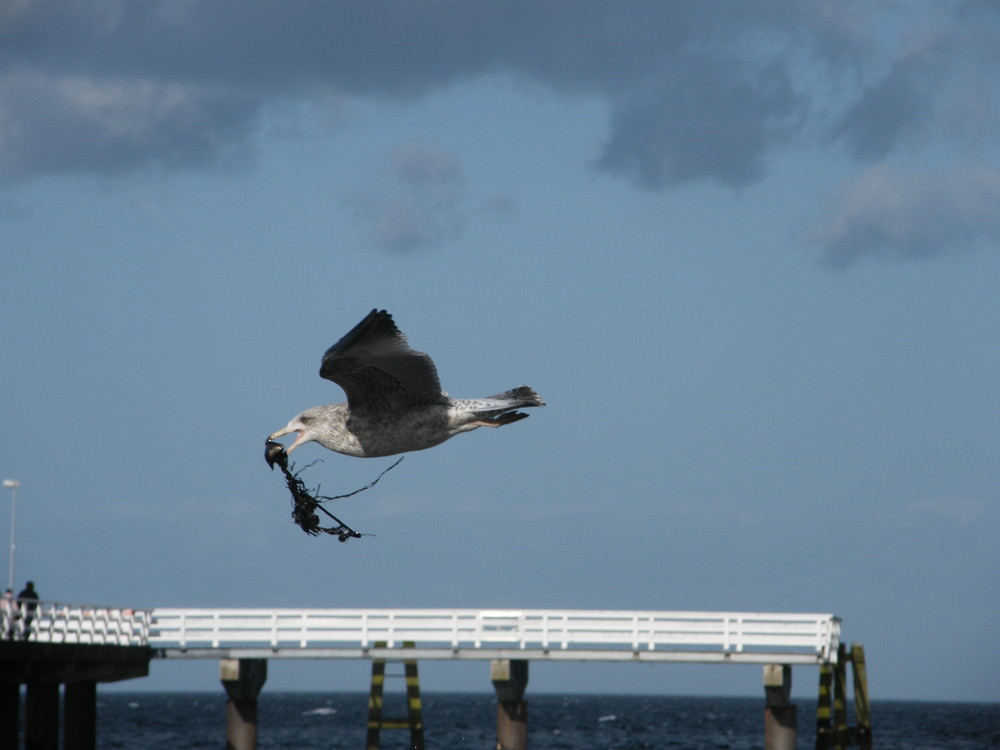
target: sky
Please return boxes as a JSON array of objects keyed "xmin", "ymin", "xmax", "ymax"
[{"xmin": 1, "ymin": 0, "xmax": 998, "ymax": 704}]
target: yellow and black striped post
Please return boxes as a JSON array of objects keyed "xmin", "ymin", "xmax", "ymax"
[
  {"xmin": 832, "ymin": 643, "xmax": 849, "ymax": 750},
  {"xmin": 850, "ymin": 644, "xmax": 872, "ymax": 750},
  {"xmin": 366, "ymin": 641, "xmax": 424, "ymax": 750},
  {"xmin": 816, "ymin": 642, "xmax": 873, "ymax": 750},
  {"xmin": 815, "ymin": 661, "xmax": 833, "ymax": 750}
]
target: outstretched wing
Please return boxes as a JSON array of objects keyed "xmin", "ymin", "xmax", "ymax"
[{"xmin": 319, "ymin": 309, "xmax": 446, "ymax": 414}]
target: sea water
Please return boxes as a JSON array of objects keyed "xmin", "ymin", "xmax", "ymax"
[{"xmin": 81, "ymin": 692, "xmax": 999, "ymax": 749}]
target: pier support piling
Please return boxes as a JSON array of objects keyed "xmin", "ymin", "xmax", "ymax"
[
  {"xmin": 220, "ymin": 658, "xmax": 268, "ymax": 750},
  {"xmin": 0, "ymin": 682, "xmax": 18, "ymax": 749},
  {"xmin": 365, "ymin": 641, "xmax": 424, "ymax": 750},
  {"xmin": 64, "ymin": 681, "xmax": 98, "ymax": 750},
  {"xmin": 26, "ymin": 681, "xmax": 60, "ymax": 750},
  {"xmin": 1, "ymin": 642, "xmax": 151, "ymax": 750},
  {"xmin": 815, "ymin": 661, "xmax": 833, "ymax": 749},
  {"xmin": 849, "ymin": 644, "xmax": 872, "ymax": 750},
  {"xmin": 764, "ymin": 664, "xmax": 797, "ymax": 750},
  {"xmin": 491, "ymin": 659, "xmax": 528, "ymax": 750}
]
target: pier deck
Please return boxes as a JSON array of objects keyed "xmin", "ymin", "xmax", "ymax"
[{"xmin": 149, "ymin": 607, "xmax": 841, "ymax": 665}]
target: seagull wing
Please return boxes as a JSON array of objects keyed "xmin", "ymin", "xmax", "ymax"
[{"xmin": 320, "ymin": 309, "xmax": 446, "ymax": 414}]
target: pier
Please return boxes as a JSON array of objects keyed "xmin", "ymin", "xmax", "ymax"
[
  {"xmin": 0, "ymin": 601, "xmax": 150, "ymax": 750},
  {"xmin": 1, "ymin": 603, "xmax": 871, "ymax": 749}
]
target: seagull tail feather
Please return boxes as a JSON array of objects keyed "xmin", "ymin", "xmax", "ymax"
[
  {"xmin": 475, "ymin": 386, "xmax": 545, "ymax": 410},
  {"xmin": 481, "ymin": 385, "xmax": 545, "ymax": 409}
]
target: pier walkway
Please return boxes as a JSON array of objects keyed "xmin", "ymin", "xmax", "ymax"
[
  {"xmin": 148, "ymin": 607, "xmax": 841, "ymax": 664},
  {"xmin": 0, "ymin": 602, "xmax": 842, "ymax": 664}
]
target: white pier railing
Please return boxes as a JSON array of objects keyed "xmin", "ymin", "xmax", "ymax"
[
  {"xmin": 149, "ymin": 609, "xmax": 841, "ymax": 664},
  {"xmin": 0, "ymin": 599, "xmax": 151, "ymax": 646}
]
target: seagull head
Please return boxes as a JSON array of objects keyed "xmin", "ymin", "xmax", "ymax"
[{"xmin": 269, "ymin": 405, "xmax": 331, "ymax": 455}]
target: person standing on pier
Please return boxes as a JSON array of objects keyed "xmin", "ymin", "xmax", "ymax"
[{"xmin": 16, "ymin": 581, "xmax": 38, "ymax": 641}]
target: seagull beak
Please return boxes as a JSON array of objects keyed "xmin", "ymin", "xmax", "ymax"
[{"xmin": 269, "ymin": 426, "xmax": 305, "ymax": 454}]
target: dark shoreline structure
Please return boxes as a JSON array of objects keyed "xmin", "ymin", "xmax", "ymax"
[
  {"xmin": 1, "ymin": 603, "xmax": 871, "ymax": 750},
  {"xmin": 0, "ymin": 641, "xmax": 151, "ymax": 748}
]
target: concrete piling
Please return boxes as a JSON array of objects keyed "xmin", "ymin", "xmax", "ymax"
[
  {"xmin": 763, "ymin": 664, "xmax": 797, "ymax": 750},
  {"xmin": 26, "ymin": 681, "xmax": 60, "ymax": 750},
  {"xmin": 64, "ymin": 681, "xmax": 98, "ymax": 750},
  {"xmin": 491, "ymin": 659, "xmax": 529, "ymax": 750},
  {"xmin": 220, "ymin": 658, "xmax": 268, "ymax": 750},
  {"xmin": 0, "ymin": 682, "xmax": 18, "ymax": 748}
]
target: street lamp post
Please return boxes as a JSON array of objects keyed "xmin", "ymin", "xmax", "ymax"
[{"xmin": 2, "ymin": 479, "xmax": 18, "ymax": 592}]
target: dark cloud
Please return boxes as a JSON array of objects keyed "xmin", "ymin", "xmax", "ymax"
[
  {"xmin": 0, "ymin": 69, "xmax": 256, "ymax": 177},
  {"xmin": 832, "ymin": 60, "xmax": 928, "ymax": 162},
  {"xmin": 0, "ymin": 0, "xmax": 967, "ymax": 184},
  {"xmin": 829, "ymin": 18, "xmax": 995, "ymax": 161},
  {"xmin": 806, "ymin": 164, "xmax": 1000, "ymax": 267},
  {"xmin": 596, "ymin": 59, "xmax": 798, "ymax": 189},
  {"xmin": 3, "ymin": 0, "xmax": 1000, "ymax": 264}
]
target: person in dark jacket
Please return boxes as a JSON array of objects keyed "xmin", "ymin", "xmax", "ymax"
[{"xmin": 16, "ymin": 581, "xmax": 38, "ymax": 641}]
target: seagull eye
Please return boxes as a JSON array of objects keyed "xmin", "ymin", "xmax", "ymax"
[{"xmin": 300, "ymin": 415, "xmax": 312, "ymax": 424}]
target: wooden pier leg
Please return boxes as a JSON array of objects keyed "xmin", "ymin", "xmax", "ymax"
[
  {"xmin": 220, "ymin": 658, "xmax": 268, "ymax": 750},
  {"xmin": 26, "ymin": 681, "xmax": 60, "ymax": 750},
  {"xmin": 832, "ymin": 644, "xmax": 848, "ymax": 750},
  {"xmin": 763, "ymin": 664, "xmax": 797, "ymax": 750},
  {"xmin": 491, "ymin": 659, "xmax": 528, "ymax": 750},
  {"xmin": 366, "ymin": 653, "xmax": 387, "ymax": 750},
  {"xmin": 0, "ymin": 682, "xmax": 19, "ymax": 749},
  {"xmin": 64, "ymin": 681, "xmax": 98, "ymax": 750},
  {"xmin": 850, "ymin": 644, "xmax": 873, "ymax": 750},
  {"xmin": 815, "ymin": 662, "xmax": 833, "ymax": 750},
  {"xmin": 403, "ymin": 654, "xmax": 425, "ymax": 750}
]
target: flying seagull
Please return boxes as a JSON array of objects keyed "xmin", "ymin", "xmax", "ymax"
[{"xmin": 268, "ymin": 309, "xmax": 545, "ymax": 459}]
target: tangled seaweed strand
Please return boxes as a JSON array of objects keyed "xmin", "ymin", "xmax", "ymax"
[{"xmin": 265, "ymin": 439, "xmax": 402, "ymax": 542}]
